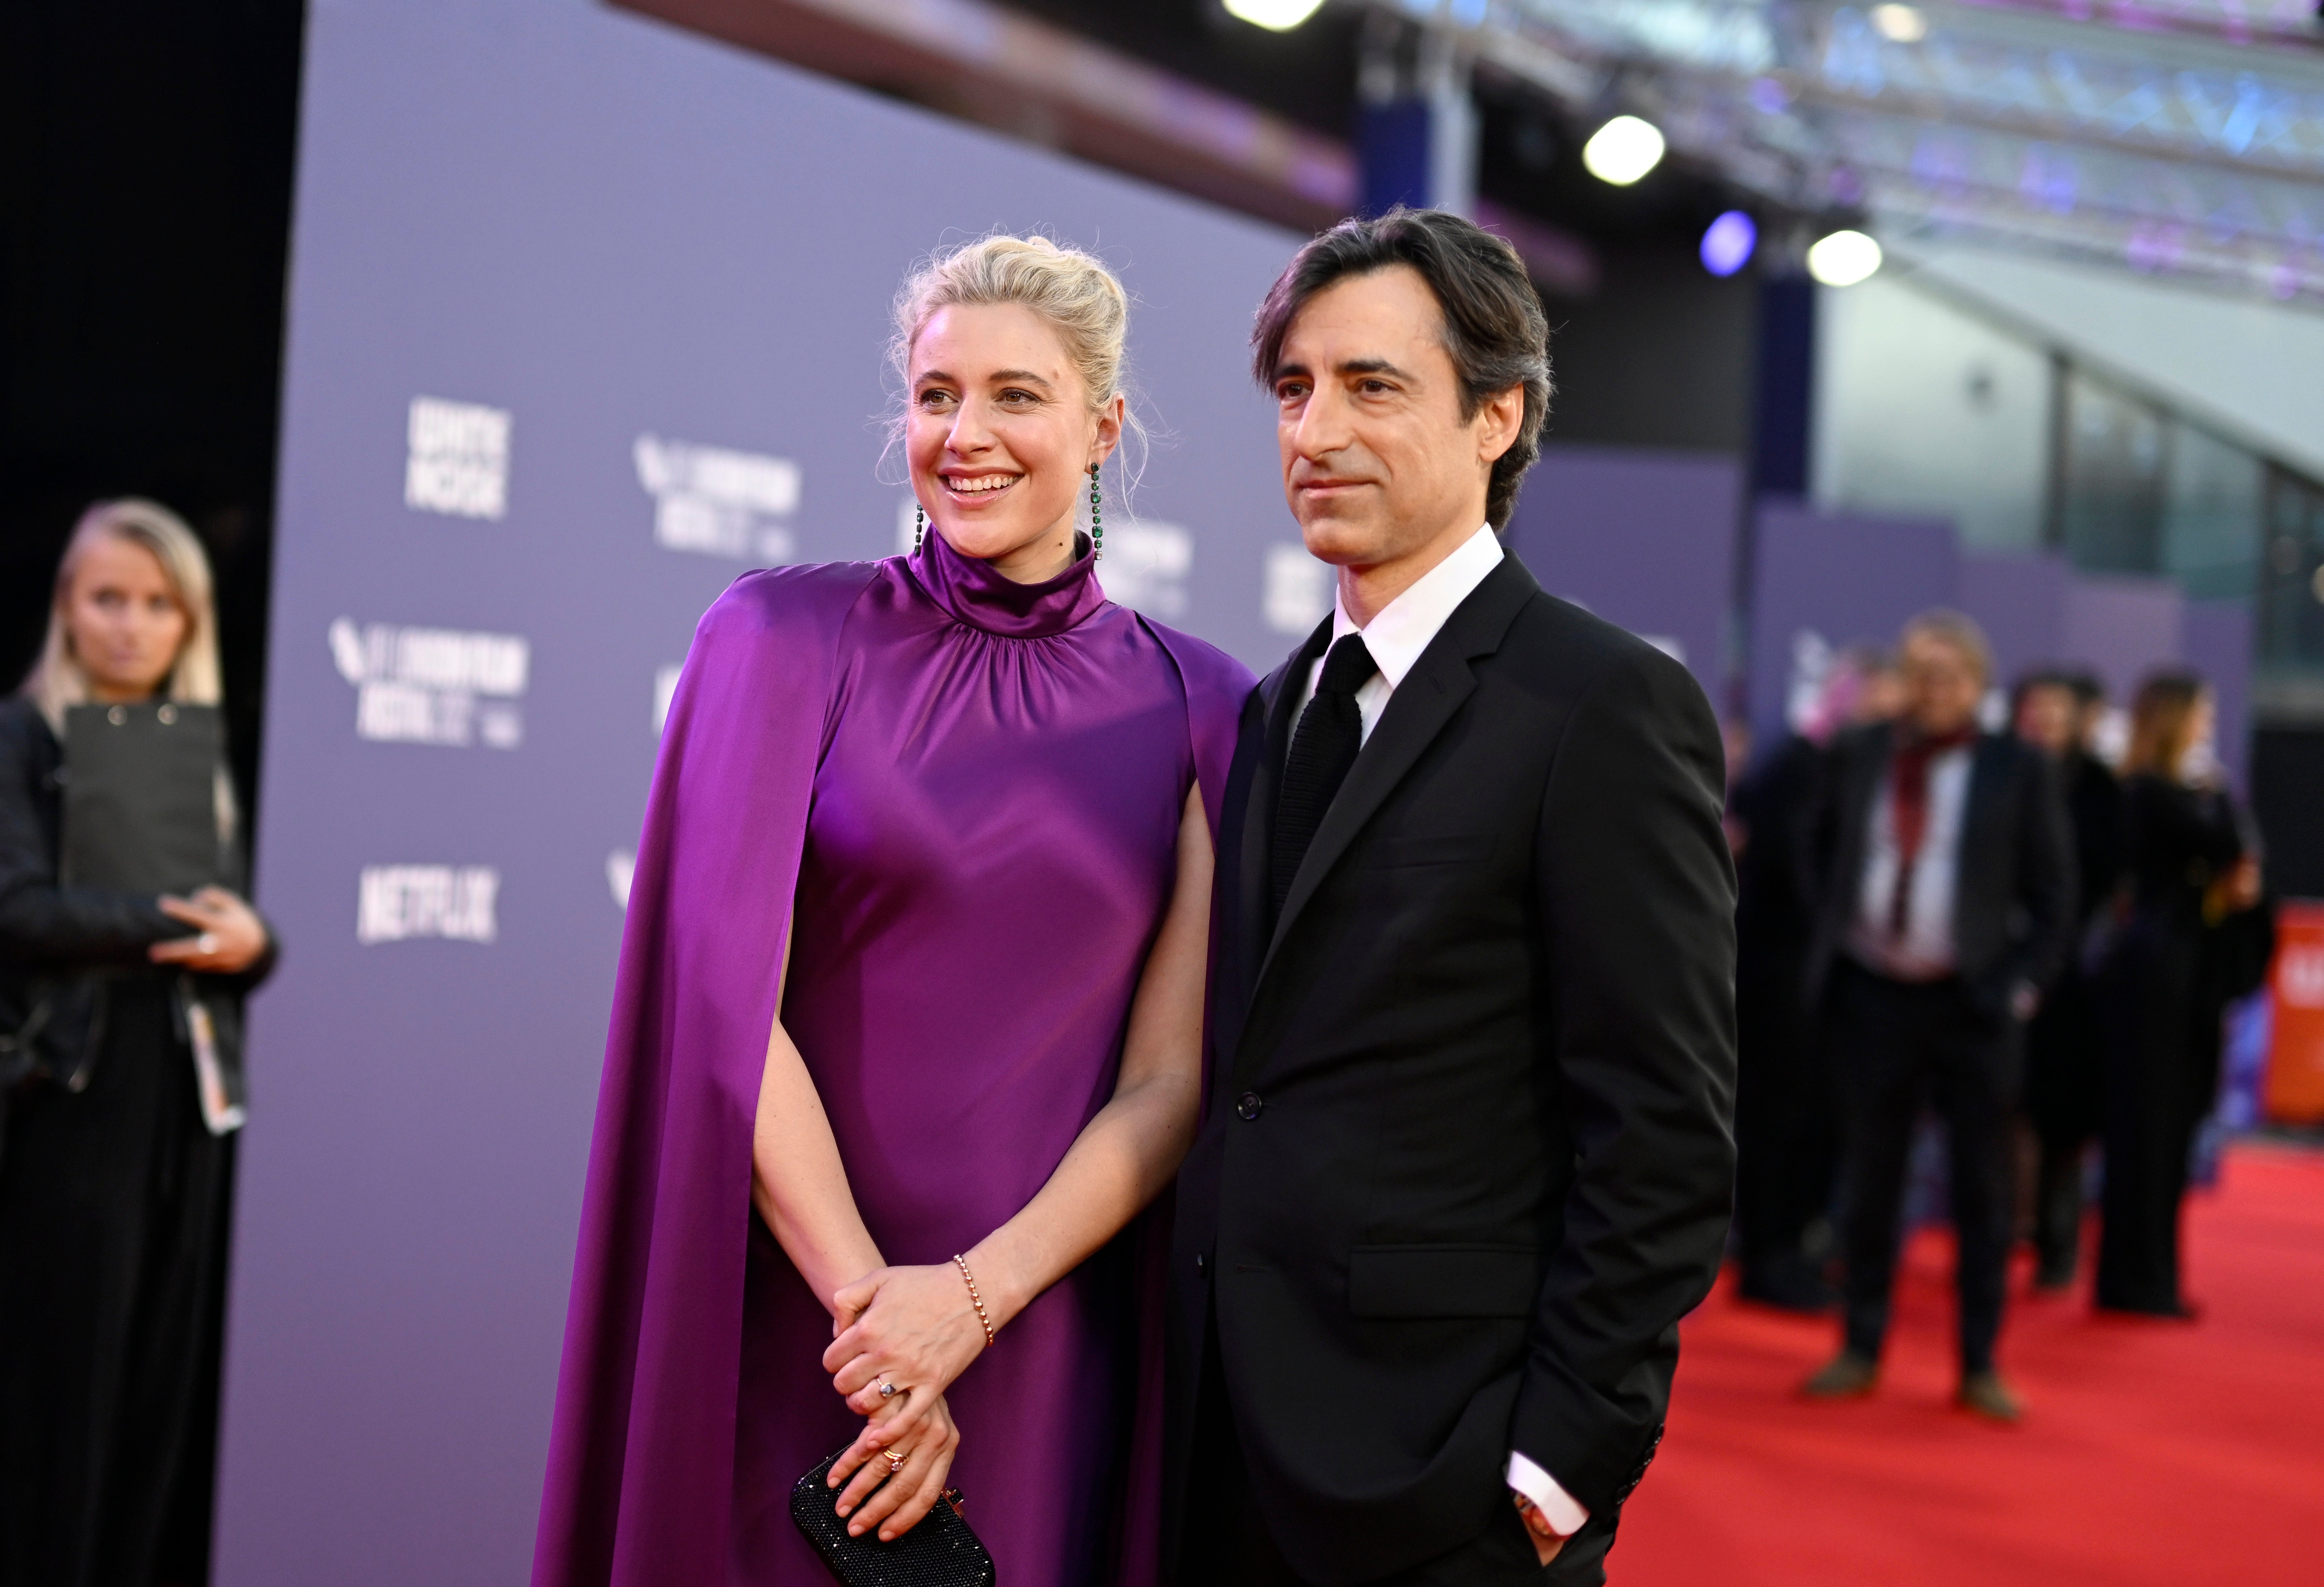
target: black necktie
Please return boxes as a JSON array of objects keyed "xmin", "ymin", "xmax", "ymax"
[{"xmin": 1272, "ymin": 633, "xmax": 1377, "ymax": 916}]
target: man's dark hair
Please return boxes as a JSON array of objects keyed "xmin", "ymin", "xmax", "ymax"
[
  {"xmin": 2010, "ymin": 667, "xmax": 2074, "ymax": 715},
  {"xmin": 1251, "ymin": 206, "xmax": 1552, "ymax": 531},
  {"xmin": 2011, "ymin": 666, "xmax": 2106, "ymax": 716}
]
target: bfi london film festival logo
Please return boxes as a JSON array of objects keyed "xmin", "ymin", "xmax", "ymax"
[
  {"xmin": 1098, "ymin": 521, "xmax": 1194, "ymax": 619},
  {"xmin": 405, "ymin": 397, "xmax": 511, "ymax": 520},
  {"xmin": 1265, "ymin": 543, "xmax": 1333, "ymax": 636},
  {"xmin": 636, "ymin": 435, "xmax": 801, "ymax": 561},
  {"xmin": 330, "ymin": 619, "xmax": 530, "ymax": 748},
  {"xmin": 358, "ymin": 865, "xmax": 499, "ymax": 945},
  {"xmin": 892, "ymin": 499, "xmax": 1194, "ymax": 618}
]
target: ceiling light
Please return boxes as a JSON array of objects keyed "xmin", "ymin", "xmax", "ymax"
[
  {"xmin": 1807, "ymin": 229, "xmax": 1884, "ymax": 286},
  {"xmin": 1700, "ymin": 211, "xmax": 1757, "ymax": 276},
  {"xmin": 1870, "ymin": 3, "xmax": 1928, "ymax": 43},
  {"xmin": 1582, "ymin": 116, "xmax": 1666, "ymax": 186},
  {"xmin": 1223, "ymin": 0, "xmax": 1328, "ymax": 30}
]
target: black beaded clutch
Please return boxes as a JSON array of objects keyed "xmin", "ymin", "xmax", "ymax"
[{"xmin": 790, "ymin": 1447, "xmax": 996, "ymax": 1587}]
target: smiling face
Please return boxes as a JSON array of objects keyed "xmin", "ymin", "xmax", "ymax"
[
  {"xmin": 62, "ymin": 532, "xmax": 191, "ymax": 703},
  {"xmin": 907, "ymin": 302, "xmax": 1122, "ymax": 584},
  {"xmin": 1270, "ymin": 265, "xmax": 1522, "ymax": 601}
]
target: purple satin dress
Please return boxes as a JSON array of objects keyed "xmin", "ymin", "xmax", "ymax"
[
  {"xmin": 732, "ymin": 533, "xmax": 1219, "ymax": 1584},
  {"xmin": 533, "ymin": 531, "xmax": 1248, "ymax": 1587}
]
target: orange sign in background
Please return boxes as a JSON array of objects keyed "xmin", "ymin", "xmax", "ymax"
[{"xmin": 2265, "ymin": 901, "xmax": 2324, "ymax": 1124}]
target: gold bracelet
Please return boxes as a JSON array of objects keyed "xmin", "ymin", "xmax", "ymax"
[{"xmin": 953, "ymin": 1254, "xmax": 995, "ymax": 1348}]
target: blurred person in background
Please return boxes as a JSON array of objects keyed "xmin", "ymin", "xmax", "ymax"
[
  {"xmin": 1730, "ymin": 645, "xmax": 1899, "ymax": 1311},
  {"xmin": 2012, "ymin": 669, "xmax": 2122, "ymax": 1291},
  {"xmin": 0, "ymin": 500, "xmax": 275, "ymax": 1587},
  {"xmin": 2094, "ymin": 671, "xmax": 2271, "ymax": 1318},
  {"xmin": 1800, "ymin": 612, "xmax": 2072, "ymax": 1422}
]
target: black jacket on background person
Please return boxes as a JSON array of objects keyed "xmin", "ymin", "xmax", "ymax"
[
  {"xmin": 1729, "ymin": 733, "xmax": 1841, "ymax": 1306},
  {"xmin": 0, "ymin": 695, "xmax": 274, "ymax": 1587},
  {"xmin": 1805, "ymin": 724, "xmax": 2077, "ymax": 1021},
  {"xmin": 2023, "ymin": 749, "xmax": 2123, "ymax": 1284},
  {"xmin": 1165, "ymin": 555, "xmax": 1737, "ymax": 1587},
  {"xmin": 2096, "ymin": 774, "xmax": 2269, "ymax": 1315},
  {"xmin": 0, "ymin": 699, "xmax": 182, "ymax": 1093},
  {"xmin": 2026, "ymin": 749, "xmax": 2124, "ymax": 1107}
]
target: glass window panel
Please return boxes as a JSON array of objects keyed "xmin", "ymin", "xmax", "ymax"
[
  {"xmin": 2162, "ymin": 423, "xmax": 2263, "ymax": 602},
  {"xmin": 2059, "ymin": 370, "xmax": 2166, "ymax": 574},
  {"xmin": 2258, "ymin": 467, "xmax": 2324, "ymax": 675}
]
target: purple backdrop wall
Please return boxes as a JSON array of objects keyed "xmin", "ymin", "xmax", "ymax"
[
  {"xmin": 1957, "ymin": 550, "xmax": 2070, "ymax": 688},
  {"xmin": 2061, "ymin": 574, "xmax": 2186, "ymax": 704},
  {"xmin": 1507, "ymin": 445, "xmax": 1741, "ymax": 700},
  {"xmin": 2185, "ymin": 600, "xmax": 2255, "ymax": 785},
  {"xmin": 225, "ymin": 2, "xmax": 1311, "ymax": 1583},
  {"xmin": 1746, "ymin": 503, "xmax": 1958, "ymax": 743}
]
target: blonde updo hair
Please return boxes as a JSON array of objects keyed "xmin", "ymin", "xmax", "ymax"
[{"xmin": 887, "ymin": 234, "xmax": 1144, "ymax": 489}]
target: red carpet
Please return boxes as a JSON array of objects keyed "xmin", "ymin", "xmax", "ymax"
[{"xmin": 1614, "ymin": 1143, "xmax": 2324, "ymax": 1587}]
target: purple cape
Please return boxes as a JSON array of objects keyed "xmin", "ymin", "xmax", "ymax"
[{"xmin": 533, "ymin": 539, "xmax": 1251, "ymax": 1586}]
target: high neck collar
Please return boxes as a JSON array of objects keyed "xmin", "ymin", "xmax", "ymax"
[{"xmin": 911, "ymin": 526, "xmax": 1105, "ymax": 638}]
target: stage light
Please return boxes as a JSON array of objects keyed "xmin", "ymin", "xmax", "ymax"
[
  {"xmin": 1700, "ymin": 211, "xmax": 1756, "ymax": 276},
  {"xmin": 1223, "ymin": 0, "xmax": 1328, "ymax": 30},
  {"xmin": 1807, "ymin": 228, "xmax": 1883, "ymax": 286},
  {"xmin": 1870, "ymin": 3, "xmax": 1928, "ymax": 42},
  {"xmin": 1582, "ymin": 116, "xmax": 1666, "ymax": 186}
]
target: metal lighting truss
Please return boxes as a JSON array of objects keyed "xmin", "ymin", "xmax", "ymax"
[{"xmin": 1378, "ymin": 0, "xmax": 2324, "ymax": 303}]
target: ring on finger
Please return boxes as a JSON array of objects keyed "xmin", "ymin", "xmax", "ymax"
[
  {"xmin": 884, "ymin": 1449, "xmax": 907, "ymax": 1475},
  {"xmin": 877, "ymin": 1381, "xmax": 898, "ymax": 1400}
]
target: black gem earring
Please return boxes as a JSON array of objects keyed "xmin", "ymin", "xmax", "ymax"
[
  {"xmin": 914, "ymin": 503, "xmax": 925, "ymax": 553},
  {"xmin": 1089, "ymin": 464, "xmax": 1103, "ymax": 560}
]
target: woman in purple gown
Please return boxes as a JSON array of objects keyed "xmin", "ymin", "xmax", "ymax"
[{"xmin": 532, "ymin": 237, "xmax": 1252, "ymax": 1587}]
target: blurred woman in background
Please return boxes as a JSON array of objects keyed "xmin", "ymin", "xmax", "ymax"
[
  {"xmin": 0, "ymin": 500, "xmax": 274, "ymax": 1587},
  {"xmin": 2013, "ymin": 669, "xmax": 2121, "ymax": 1291},
  {"xmin": 2095, "ymin": 670, "xmax": 2268, "ymax": 1318}
]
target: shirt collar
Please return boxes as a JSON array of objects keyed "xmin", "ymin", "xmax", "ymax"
[{"xmin": 1330, "ymin": 525, "xmax": 1504, "ymax": 688}]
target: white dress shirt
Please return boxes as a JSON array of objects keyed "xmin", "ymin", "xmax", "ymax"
[
  {"xmin": 1284, "ymin": 524, "xmax": 1590, "ymax": 1541},
  {"xmin": 1289, "ymin": 523, "xmax": 1503, "ymax": 746},
  {"xmin": 1844, "ymin": 747, "xmax": 1972, "ymax": 981}
]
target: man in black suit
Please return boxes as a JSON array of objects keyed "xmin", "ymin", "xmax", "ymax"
[
  {"xmin": 2011, "ymin": 668, "xmax": 2121, "ymax": 1290},
  {"xmin": 1800, "ymin": 613, "xmax": 2074, "ymax": 1421},
  {"xmin": 1730, "ymin": 646, "xmax": 1901, "ymax": 1312},
  {"xmin": 1165, "ymin": 209, "xmax": 1736, "ymax": 1587}
]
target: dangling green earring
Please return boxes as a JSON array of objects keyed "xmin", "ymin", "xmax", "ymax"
[
  {"xmin": 914, "ymin": 503, "xmax": 925, "ymax": 553},
  {"xmin": 1088, "ymin": 464, "xmax": 1103, "ymax": 560}
]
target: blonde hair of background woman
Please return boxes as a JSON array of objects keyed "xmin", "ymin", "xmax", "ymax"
[
  {"xmin": 21, "ymin": 498, "xmax": 223, "ymax": 730},
  {"xmin": 886, "ymin": 232, "xmax": 1148, "ymax": 503},
  {"xmin": 20, "ymin": 498, "xmax": 235, "ymax": 839}
]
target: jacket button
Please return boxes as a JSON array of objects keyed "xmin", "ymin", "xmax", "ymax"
[
  {"xmin": 1194, "ymin": 1251, "xmax": 1208, "ymax": 1275},
  {"xmin": 1235, "ymin": 1092, "xmax": 1263, "ymax": 1121}
]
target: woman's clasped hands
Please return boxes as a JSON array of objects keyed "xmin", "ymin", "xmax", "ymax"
[{"xmin": 820, "ymin": 1261, "xmax": 993, "ymax": 1541}]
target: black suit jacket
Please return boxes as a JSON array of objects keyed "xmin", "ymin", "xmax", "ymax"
[
  {"xmin": 1164, "ymin": 554, "xmax": 1738, "ymax": 1584},
  {"xmin": 1804, "ymin": 722, "xmax": 2075, "ymax": 1019}
]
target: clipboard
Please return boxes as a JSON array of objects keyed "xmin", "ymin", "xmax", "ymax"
[
  {"xmin": 60, "ymin": 702, "xmax": 228, "ymax": 895},
  {"xmin": 60, "ymin": 702, "xmax": 245, "ymax": 1132}
]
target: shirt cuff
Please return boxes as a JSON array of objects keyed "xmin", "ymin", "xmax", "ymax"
[{"xmin": 1506, "ymin": 1452, "xmax": 1590, "ymax": 1540}]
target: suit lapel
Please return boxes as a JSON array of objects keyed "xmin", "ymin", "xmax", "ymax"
[
  {"xmin": 1959, "ymin": 733, "xmax": 2007, "ymax": 871},
  {"xmin": 1238, "ymin": 619, "xmax": 1330, "ymax": 993},
  {"xmin": 1258, "ymin": 555, "xmax": 1538, "ymax": 986},
  {"xmin": 1838, "ymin": 722, "xmax": 1892, "ymax": 881}
]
